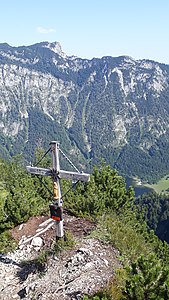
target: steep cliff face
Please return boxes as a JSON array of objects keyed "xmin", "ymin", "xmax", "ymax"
[{"xmin": 1, "ymin": 42, "xmax": 169, "ymax": 181}]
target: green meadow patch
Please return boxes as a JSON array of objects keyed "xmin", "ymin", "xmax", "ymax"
[{"xmin": 144, "ymin": 174, "xmax": 169, "ymax": 193}]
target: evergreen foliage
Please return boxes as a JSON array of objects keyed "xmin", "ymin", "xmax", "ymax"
[
  {"xmin": 122, "ymin": 254, "xmax": 169, "ymax": 300},
  {"xmin": 0, "ymin": 156, "xmax": 51, "ymax": 240},
  {"xmin": 136, "ymin": 191, "xmax": 169, "ymax": 243},
  {"xmin": 64, "ymin": 164, "xmax": 135, "ymax": 217}
]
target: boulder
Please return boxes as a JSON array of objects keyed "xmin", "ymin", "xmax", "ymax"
[{"xmin": 31, "ymin": 237, "xmax": 43, "ymax": 248}]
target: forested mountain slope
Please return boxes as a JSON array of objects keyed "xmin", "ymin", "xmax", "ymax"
[
  {"xmin": 1, "ymin": 42, "xmax": 169, "ymax": 182},
  {"xmin": 136, "ymin": 191, "xmax": 169, "ymax": 243}
]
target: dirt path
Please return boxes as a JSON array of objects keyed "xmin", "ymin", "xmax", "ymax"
[{"xmin": 0, "ymin": 214, "xmax": 120, "ymax": 300}]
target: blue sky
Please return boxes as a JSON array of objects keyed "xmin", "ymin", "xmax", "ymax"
[{"xmin": 0, "ymin": 0, "xmax": 169, "ymax": 64}]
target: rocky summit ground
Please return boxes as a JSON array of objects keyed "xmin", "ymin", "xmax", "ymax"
[{"xmin": 0, "ymin": 213, "xmax": 121, "ymax": 300}]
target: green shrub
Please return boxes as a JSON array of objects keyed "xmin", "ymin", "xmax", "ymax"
[
  {"xmin": 122, "ymin": 254, "xmax": 169, "ymax": 300},
  {"xmin": 53, "ymin": 231, "xmax": 76, "ymax": 255},
  {"xmin": 0, "ymin": 230, "xmax": 17, "ymax": 253}
]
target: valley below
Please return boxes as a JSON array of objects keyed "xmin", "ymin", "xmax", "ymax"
[{"xmin": 126, "ymin": 174, "xmax": 169, "ymax": 197}]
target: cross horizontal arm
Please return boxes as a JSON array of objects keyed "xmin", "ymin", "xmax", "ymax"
[
  {"xmin": 26, "ymin": 166, "xmax": 90, "ymax": 182},
  {"xmin": 26, "ymin": 166, "xmax": 52, "ymax": 176},
  {"xmin": 59, "ymin": 170, "xmax": 90, "ymax": 182}
]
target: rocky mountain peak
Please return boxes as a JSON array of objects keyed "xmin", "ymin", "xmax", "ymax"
[
  {"xmin": 40, "ymin": 41, "xmax": 66, "ymax": 57},
  {"xmin": 0, "ymin": 42, "xmax": 11, "ymax": 51}
]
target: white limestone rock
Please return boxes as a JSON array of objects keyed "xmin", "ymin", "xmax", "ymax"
[{"xmin": 31, "ymin": 237, "xmax": 43, "ymax": 248}]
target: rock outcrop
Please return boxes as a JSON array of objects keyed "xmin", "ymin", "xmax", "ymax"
[{"xmin": 0, "ymin": 214, "xmax": 120, "ymax": 299}]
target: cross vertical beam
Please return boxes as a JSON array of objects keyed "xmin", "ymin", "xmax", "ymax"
[{"xmin": 50, "ymin": 141, "xmax": 63, "ymax": 238}]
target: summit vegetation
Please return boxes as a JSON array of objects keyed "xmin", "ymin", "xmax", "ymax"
[{"xmin": 0, "ymin": 154, "xmax": 169, "ymax": 299}]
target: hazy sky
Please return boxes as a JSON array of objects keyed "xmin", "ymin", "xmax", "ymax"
[{"xmin": 0, "ymin": 0, "xmax": 169, "ymax": 64}]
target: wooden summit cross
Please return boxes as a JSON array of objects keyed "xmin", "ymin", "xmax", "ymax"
[{"xmin": 26, "ymin": 141, "xmax": 90, "ymax": 239}]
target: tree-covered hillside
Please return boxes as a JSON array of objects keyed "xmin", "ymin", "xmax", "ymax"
[{"xmin": 136, "ymin": 191, "xmax": 169, "ymax": 243}]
